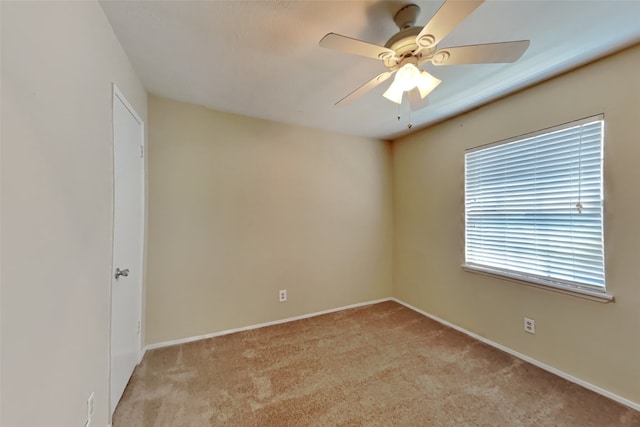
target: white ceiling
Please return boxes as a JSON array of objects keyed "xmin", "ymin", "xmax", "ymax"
[{"xmin": 100, "ymin": 0, "xmax": 640, "ymax": 140}]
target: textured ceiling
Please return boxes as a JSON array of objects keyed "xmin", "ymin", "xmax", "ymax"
[{"xmin": 100, "ymin": 0, "xmax": 640, "ymax": 140}]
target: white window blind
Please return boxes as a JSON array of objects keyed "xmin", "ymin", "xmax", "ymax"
[{"xmin": 464, "ymin": 117, "xmax": 605, "ymax": 293}]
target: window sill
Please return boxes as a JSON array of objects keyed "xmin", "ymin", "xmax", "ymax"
[{"xmin": 461, "ymin": 264, "xmax": 614, "ymax": 303}]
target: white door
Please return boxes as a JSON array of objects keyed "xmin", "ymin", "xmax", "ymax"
[{"xmin": 110, "ymin": 85, "xmax": 144, "ymax": 415}]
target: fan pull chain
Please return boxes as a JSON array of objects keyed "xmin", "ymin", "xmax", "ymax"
[{"xmin": 395, "ymin": 97, "xmax": 413, "ymax": 129}]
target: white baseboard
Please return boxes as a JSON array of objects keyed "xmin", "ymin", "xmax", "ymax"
[
  {"xmin": 144, "ymin": 297, "xmax": 394, "ymax": 352},
  {"xmin": 390, "ymin": 297, "xmax": 640, "ymax": 412}
]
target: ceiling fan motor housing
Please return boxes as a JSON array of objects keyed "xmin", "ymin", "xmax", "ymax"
[
  {"xmin": 393, "ymin": 4, "xmax": 420, "ymax": 29},
  {"xmin": 385, "ymin": 26, "xmax": 435, "ymax": 62},
  {"xmin": 384, "ymin": 4, "xmax": 436, "ymax": 67}
]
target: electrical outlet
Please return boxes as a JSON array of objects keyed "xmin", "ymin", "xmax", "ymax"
[
  {"xmin": 86, "ymin": 392, "xmax": 95, "ymax": 425},
  {"xmin": 524, "ymin": 317, "xmax": 536, "ymax": 334},
  {"xmin": 279, "ymin": 289, "xmax": 287, "ymax": 302}
]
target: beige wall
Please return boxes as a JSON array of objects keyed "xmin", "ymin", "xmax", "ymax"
[
  {"xmin": 1, "ymin": 2, "xmax": 147, "ymax": 426},
  {"xmin": 146, "ymin": 95, "xmax": 393, "ymax": 345},
  {"xmin": 393, "ymin": 44, "xmax": 640, "ymax": 404}
]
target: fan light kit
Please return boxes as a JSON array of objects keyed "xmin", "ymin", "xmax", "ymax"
[
  {"xmin": 319, "ymin": 0, "xmax": 530, "ymax": 111},
  {"xmin": 383, "ymin": 62, "xmax": 441, "ymax": 104}
]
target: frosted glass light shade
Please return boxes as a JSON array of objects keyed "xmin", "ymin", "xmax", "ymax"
[
  {"xmin": 395, "ymin": 63, "xmax": 421, "ymax": 91},
  {"xmin": 383, "ymin": 80, "xmax": 404, "ymax": 104},
  {"xmin": 417, "ymin": 71, "xmax": 441, "ymax": 99}
]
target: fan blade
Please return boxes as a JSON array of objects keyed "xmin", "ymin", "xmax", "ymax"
[
  {"xmin": 431, "ymin": 40, "xmax": 530, "ymax": 66},
  {"xmin": 415, "ymin": 0, "xmax": 484, "ymax": 48},
  {"xmin": 336, "ymin": 71, "xmax": 394, "ymax": 105},
  {"xmin": 409, "ymin": 88, "xmax": 430, "ymax": 111},
  {"xmin": 320, "ymin": 33, "xmax": 396, "ymax": 61}
]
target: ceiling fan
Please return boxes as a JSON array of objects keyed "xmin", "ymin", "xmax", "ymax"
[{"xmin": 319, "ymin": 0, "xmax": 530, "ymax": 110}]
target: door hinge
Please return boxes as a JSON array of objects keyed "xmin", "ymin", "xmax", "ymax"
[
  {"xmin": 137, "ymin": 320, "xmax": 141, "ymax": 335},
  {"xmin": 140, "ymin": 145, "xmax": 144, "ymax": 159}
]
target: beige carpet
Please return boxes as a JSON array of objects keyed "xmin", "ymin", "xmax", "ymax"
[{"xmin": 113, "ymin": 301, "xmax": 639, "ymax": 426}]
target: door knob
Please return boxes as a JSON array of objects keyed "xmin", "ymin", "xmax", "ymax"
[{"xmin": 115, "ymin": 268, "xmax": 130, "ymax": 279}]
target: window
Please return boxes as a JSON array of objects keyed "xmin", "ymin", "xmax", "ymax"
[{"xmin": 464, "ymin": 116, "xmax": 608, "ymax": 299}]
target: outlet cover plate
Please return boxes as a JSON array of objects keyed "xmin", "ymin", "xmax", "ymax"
[
  {"xmin": 524, "ymin": 317, "xmax": 536, "ymax": 334},
  {"xmin": 279, "ymin": 290, "xmax": 287, "ymax": 302}
]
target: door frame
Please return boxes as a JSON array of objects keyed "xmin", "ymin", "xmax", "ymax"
[{"xmin": 109, "ymin": 83, "xmax": 146, "ymax": 415}]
